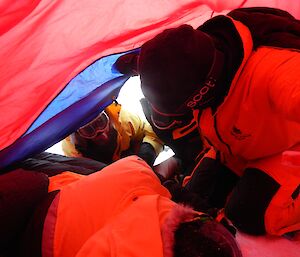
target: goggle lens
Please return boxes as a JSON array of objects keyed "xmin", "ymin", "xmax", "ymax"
[{"xmin": 77, "ymin": 112, "xmax": 109, "ymax": 139}]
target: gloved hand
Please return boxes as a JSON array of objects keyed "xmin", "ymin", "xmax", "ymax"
[
  {"xmin": 163, "ymin": 179, "xmax": 212, "ymax": 212},
  {"xmin": 114, "ymin": 52, "xmax": 139, "ymax": 76},
  {"xmin": 184, "ymin": 148, "xmax": 238, "ymax": 209},
  {"xmin": 184, "ymin": 156, "xmax": 219, "ymax": 205},
  {"xmin": 137, "ymin": 142, "xmax": 157, "ymax": 167},
  {"xmin": 153, "ymin": 156, "xmax": 182, "ymax": 180}
]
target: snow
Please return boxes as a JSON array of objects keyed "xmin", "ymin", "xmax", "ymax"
[{"xmin": 237, "ymin": 232, "xmax": 300, "ymax": 257}]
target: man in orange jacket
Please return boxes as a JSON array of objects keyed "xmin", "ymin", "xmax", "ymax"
[
  {"xmin": 19, "ymin": 156, "xmax": 242, "ymax": 257},
  {"xmin": 116, "ymin": 7, "xmax": 300, "ymax": 237}
]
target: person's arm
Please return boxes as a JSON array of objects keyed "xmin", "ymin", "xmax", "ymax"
[
  {"xmin": 137, "ymin": 142, "xmax": 157, "ymax": 167},
  {"xmin": 153, "ymin": 156, "xmax": 182, "ymax": 180},
  {"xmin": 121, "ymin": 108, "xmax": 164, "ymax": 166},
  {"xmin": 138, "ymin": 121, "xmax": 164, "ymax": 166},
  {"xmin": 183, "ymin": 148, "xmax": 239, "ymax": 210},
  {"xmin": 114, "ymin": 52, "xmax": 139, "ymax": 76},
  {"xmin": 142, "ymin": 121, "xmax": 164, "ymax": 155},
  {"xmin": 267, "ymin": 51, "xmax": 300, "ymax": 123},
  {"xmin": 228, "ymin": 7, "xmax": 300, "ymax": 49}
]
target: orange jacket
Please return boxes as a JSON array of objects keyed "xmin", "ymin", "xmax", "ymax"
[
  {"xmin": 195, "ymin": 18, "xmax": 300, "ymax": 236},
  {"xmin": 42, "ymin": 156, "xmax": 199, "ymax": 257},
  {"xmin": 197, "ymin": 18, "xmax": 300, "ymax": 178}
]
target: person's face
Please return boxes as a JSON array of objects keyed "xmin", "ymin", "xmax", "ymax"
[
  {"xmin": 92, "ymin": 122, "xmax": 117, "ymax": 147},
  {"xmin": 77, "ymin": 112, "xmax": 111, "ymax": 142}
]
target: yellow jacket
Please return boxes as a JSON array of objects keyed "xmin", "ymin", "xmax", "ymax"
[{"xmin": 62, "ymin": 102, "xmax": 163, "ymax": 161}]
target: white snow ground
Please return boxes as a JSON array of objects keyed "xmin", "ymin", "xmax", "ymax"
[{"xmin": 237, "ymin": 232, "xmax": 300, "ymax": 257}]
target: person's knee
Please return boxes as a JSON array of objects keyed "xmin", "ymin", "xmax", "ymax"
[
  {"xmin": 264, "ymin": 185, "xmax": 300, "ymax": 235},
  {"xmin": 225, "ymin": 168, "xmax": 280, "ymax": 235}
]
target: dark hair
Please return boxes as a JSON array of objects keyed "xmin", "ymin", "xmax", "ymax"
[{"xmin": 174, "ymin": 219, "xmax": 242, "ymax": 257}]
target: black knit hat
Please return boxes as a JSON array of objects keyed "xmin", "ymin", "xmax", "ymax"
[{"xmin": 139, "ymin": 24, "xmax": 223, "ymax": 114}]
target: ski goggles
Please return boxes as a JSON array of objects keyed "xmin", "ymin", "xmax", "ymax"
[
  {"xmin": 77, "ymin": 111, "xmax": 110, "ymax": 139},
  {"xmin": 150, "ymin": 104, "xmax": 196, "ymax": 131}
]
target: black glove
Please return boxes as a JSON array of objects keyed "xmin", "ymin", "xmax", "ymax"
[
  {"xmin": 185, "ymin": 157, "xmax": 238, "ymax": 209},
  {"xmin": 163, "ymin": 179, "xmax": 237, "ymax": 236},
  {"xmin": 114, "ymin": 52, "xmax": 139, "ymax": 76},
  {"xmin": 184, "ymin": 157, "xmax": 219, "ymax": 203},
  {"xmin": 137, "ymin": 142, "xmax": 157, "ymax": 167},
  {"xmin": 163, "ymin": 179, "xmax": 212, "ymax": 212}
]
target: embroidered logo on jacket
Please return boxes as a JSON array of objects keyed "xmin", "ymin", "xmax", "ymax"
[{"xmin": 230, "ymin": 126, "xmax": 251, "ymax": 140}]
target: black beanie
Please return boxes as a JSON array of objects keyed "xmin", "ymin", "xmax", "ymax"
[{"xmin": 139, "ymin": 24, "xmax": 216, "ymax": 113}]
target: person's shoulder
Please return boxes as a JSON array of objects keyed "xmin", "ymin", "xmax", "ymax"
[{"xmin": 197, "ymin": 15, "xmax": 233, "ymax": 32}]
